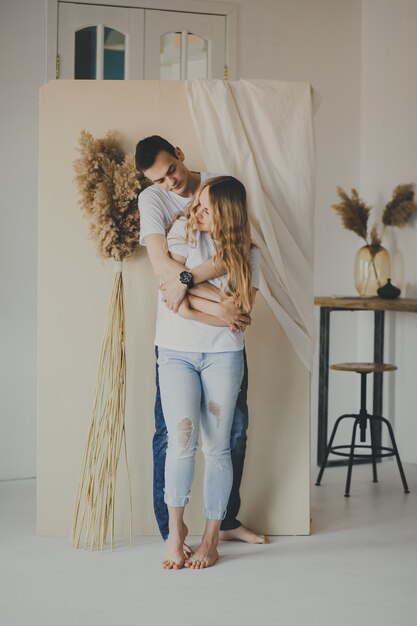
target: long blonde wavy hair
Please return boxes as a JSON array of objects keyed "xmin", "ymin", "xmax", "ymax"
[{"xmin": 186, "ymin": 176, "xmax": 254, "ymax": 312}]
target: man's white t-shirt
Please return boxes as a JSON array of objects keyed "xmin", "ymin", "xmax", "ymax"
[
  {"xmin": 139, "ymin": 172, "xmax": 215, "ymax": 245},
  {"xmin": 154, "ymin": 218, "xmax": 260, "ymax": 353}
]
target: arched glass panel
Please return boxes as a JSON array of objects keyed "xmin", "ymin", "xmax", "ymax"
[
  {"xmin": 187, "ymin": 34, "xmax": 208, "ymax": 79},
  {"xmin": 74, "ymin": 26, "xmax": 125, "ymax": 80},
  {"xmin": 103, "ymin": 27, "xmax": 125, "ymax": 80},
  {"xmin": 160, "ymin": 32, "xmax": 181, "ymax": 80},
  {"xmin": 75, "ymin": 27, "xmax": 97, "ymax": 79},
  {"xmin": 160, "ymin": 32, "xmax": 208, "ymax": 80}
]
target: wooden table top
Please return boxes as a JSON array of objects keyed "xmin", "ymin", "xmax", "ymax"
[{"xmin": 314, "ymin": 296, "xmax": 417, "ymax": 313}]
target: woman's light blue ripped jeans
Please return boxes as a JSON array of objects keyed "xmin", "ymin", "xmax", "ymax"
[{"xmin": 157, "ymin": 348, "xmax": 244, "ymax": 520}]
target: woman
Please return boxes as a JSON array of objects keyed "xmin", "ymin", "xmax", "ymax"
[{"xmin": 156, "ymin": 176, "xmax": 260, "ymax": 570}]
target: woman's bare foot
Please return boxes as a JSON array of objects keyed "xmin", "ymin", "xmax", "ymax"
[
  {"xmin": 184, "ymin": 542, "xmax": 219, "ymax": 570},
  {"xmin": 219, "ymin": 525, "xmax": 269, "ymax": 544},
  {"xmin": 162, "ymin": 523, "xmax": 188, "ymax": 570},
  {"xmin": 183, "ymin": 543, "xmax": 193, "ymax": 559}
]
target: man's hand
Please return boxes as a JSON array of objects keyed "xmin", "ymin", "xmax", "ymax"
[
  {"xmin": 217, "ymin": 297, "xmax": 252, "ymax": 332},
  {"xmin": 160, "ymin": 276, "xmax": 188, "ymax": 312}
]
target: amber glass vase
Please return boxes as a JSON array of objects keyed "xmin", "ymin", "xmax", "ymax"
[{"xmin": 354, "ymin": 245, "xmax": 391, "ymax": 297}]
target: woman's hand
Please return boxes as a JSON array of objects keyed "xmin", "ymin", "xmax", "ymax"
[
  {"xmin": 177, "ymin": 296, "xmax": 192, "ymax": 319},
  {"xmin": 217, "ymin": 297, "xmax": 252, "ymax": 332}
]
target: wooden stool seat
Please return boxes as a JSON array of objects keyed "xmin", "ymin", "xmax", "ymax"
[{"xmin": 331, "ymin": 362, "xmax": 397, "ymax": 374}]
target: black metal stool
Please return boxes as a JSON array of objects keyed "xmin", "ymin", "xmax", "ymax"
[{"xmin": 316, "ymin": 362, "xmax": 409, "ymax": 497}]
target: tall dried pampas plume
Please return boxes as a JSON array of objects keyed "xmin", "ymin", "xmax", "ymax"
[
  {"xmin": 72, "ymin": 130, "xmax": 149, "ymax": 550},
  {"xmin": 332, "ymin": 187, "xmax": 370, "ymax": 242},
  {"xmin": 383, "ymin": 184, "xmax": 417, "ymax": 228},
  {"xmin": 74, "ymin": 129, "xmax": 150, "ymax": 260}
]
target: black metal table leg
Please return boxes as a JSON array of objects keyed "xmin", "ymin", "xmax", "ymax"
[
  {"xmin": 316, "ymin": 306, "xmax": 386, "ymax": 468},
  {"xmin": 372, "ymin": 310, "xmax": 384, "ymax": 455},
  {"xmin": 317, "ymin": 307, "xmax": 330, "ymax": 465}
]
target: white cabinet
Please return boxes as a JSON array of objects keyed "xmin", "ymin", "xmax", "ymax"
[{"xmin": 57, "ymin": 1, "xmax": 229, "ymax": 80}]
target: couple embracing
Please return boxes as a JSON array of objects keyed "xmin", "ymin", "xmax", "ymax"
[{"xmin": 135, "ymin": 135, "xmax": 268, "ymax": 570}]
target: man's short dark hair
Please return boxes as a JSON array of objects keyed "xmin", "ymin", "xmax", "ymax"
[{"xmin": 135, "ymin": 135, "xmax": 177, "ymax": 171}]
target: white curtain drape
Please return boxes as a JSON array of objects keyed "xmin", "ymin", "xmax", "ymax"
[{"xmin": 186, "ymin": 79, "xmax": 318, "ymax": 370}]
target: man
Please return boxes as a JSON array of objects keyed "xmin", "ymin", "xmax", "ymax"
[{"xmin": 135, "ymin": 135, "xmax": 268, "ymax": 546}]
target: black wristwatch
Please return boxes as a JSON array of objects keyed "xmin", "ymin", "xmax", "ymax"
[{"xmin": 179, "ymin": 270, "xmax": 194, "ymax": 289}]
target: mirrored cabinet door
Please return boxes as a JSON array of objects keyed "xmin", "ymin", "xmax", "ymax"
[
  {"xmin": 144, "ymin": 9, "xmax": 225, "ymax": 79},
  {"xmin": 160, "ymin": 32, "xmax": 210, "ymax": 80},
  {"xmin": 58, "ymin": 3, "xmax": 144, "ymax": 79}
]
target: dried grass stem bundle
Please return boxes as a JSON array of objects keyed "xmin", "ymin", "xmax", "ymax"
[{"xmin": 72, "ymin": 270, "xmax": 132, "ymax": 550}]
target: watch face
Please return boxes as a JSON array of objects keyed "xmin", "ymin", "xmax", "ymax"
[{"xmin": 180, "ymin": 271, "xmax": 193, "ymax": 287}]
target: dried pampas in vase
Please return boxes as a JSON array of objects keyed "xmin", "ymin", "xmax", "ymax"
[
  {"xmin": 332, "ymin": 183, "xmax": 417, "ymax": 247},
  {"xmin": 332, "ymin": 184, "xmax": 417, "ymax": 296},
  {"xmin": 72, "ymin": 130, "xmax": 150, "ymax": 550}
]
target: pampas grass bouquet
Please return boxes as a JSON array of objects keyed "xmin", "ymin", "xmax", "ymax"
[{"xmin": 71, "ymin": 130, "xmax": 150, "ymax": 550}]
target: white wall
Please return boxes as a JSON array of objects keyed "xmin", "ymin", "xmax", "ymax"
[
  {"xmin": 237, "ymin": 0, "xmax": 362, "ymax": 297},
  {"xmin": 360, "ymin": 0, "xmax": 417, "ymax": 462},
  {"xmin": 6, "ymin": 0, "xmax": 417, "ymax": 478},
  {"xmin": 0, "ymin": 0, "xmax": 46, "ymax": 479}
]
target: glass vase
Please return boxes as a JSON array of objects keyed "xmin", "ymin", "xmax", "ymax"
[{"xmin": 354, "ymin": 245, "xmax": 391, "ymax": 297}]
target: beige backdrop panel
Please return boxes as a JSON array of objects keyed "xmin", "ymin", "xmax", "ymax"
[{"xmin": 38, "ymin": 81, "xmax": 310, "ymax": 536}]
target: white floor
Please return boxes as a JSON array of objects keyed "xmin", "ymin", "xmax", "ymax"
[{"xmin": 1, "ymin": 461, "xmax": 416, "ymax": 626}]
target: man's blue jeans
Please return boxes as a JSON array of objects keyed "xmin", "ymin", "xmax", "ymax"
[{"xmin": 153, "ymin": 346, "xmax": 249, "ymax": 540}]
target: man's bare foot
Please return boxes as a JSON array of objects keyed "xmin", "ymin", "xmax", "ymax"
[
  {"xmin": 184, "ymin": 542, "xmax": 219, "ymax": 570},
  {"xmin": 162, "ymin": 523, "xmax": 188, "ymax": 570},
  {"xmin": 219, "ymin": 525, "xmax": 269, "ymax": 544}
]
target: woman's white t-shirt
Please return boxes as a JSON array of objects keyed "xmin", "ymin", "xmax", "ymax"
[{"xmin": 155, "ymin": 217, "xmax": 260, "ymax": 353}]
